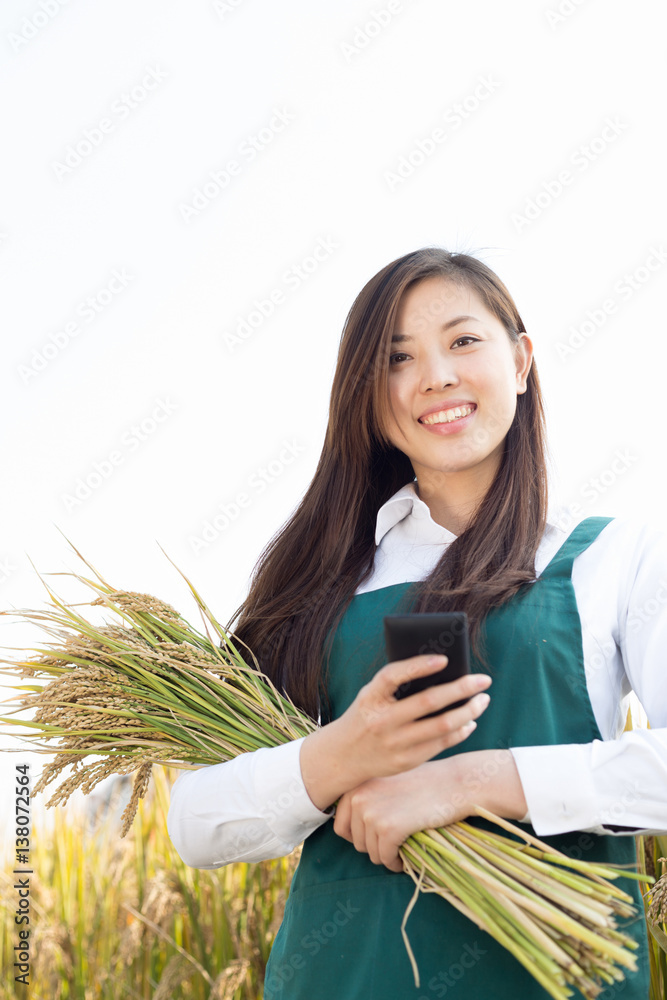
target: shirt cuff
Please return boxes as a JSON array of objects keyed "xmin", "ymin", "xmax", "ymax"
[
  {"xmin": 510, "ymin": 744, "xmax": 600, "ymax": 836},
  {"xmin": 510, "ymin": 736, "xmax": 667, "ymax": 837},
  {"xmin": 252, "ymin": 737, "xmax": 333, "ymax": 846}
]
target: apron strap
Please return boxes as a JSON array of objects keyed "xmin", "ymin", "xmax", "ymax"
[{"xmin": 539, "ymin": 516, "xmax": 614, "ymax": 581}]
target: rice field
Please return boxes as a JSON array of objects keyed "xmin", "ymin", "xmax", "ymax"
[
  {"xmin": 638, "ymin": 834, "xmax": 667, "ymax": 1000},
  {"xmin": 0, "ymin": 765, "xmax": 299, "ymax": 1000},
  {"xmin": 1, "ymin": 764, "xmax": 666, "ymax": 999},
  {"xmin": 1, "ymin": 684, "xmax": 665, "ymax": 1000}
]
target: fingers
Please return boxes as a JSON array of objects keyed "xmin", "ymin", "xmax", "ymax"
[
  {"xmin": 372, "ymin": 657, "xmax": 492, "ymax": 728},
  {"xmin": 401, "ymin": 689, "xmax": 491, "ymax": 755},
  {"xmin": 374, "ymin": 653, "xmax": 449, "ymax": 700},
  {"xmin": 340, "ymin": 655, "xmax": 493, "ymax": 783},
  {"xmin": 349, "ymin": 804, "xmax": 368, "ymax": 857},
  {"xmin": 334, "ymin": 792, "xmax": 403, "ymax": 871},
  {"xmin": 332, "ymin": 796, "xmax": 351, "ymax": 842},
  {"xmin": 405, "ymin": 672, "xmax": 491, "ymax": 721}
]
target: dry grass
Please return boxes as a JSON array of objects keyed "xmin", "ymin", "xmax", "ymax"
[
  {"xmin": 0, "ymin": 549, "xmax": 314, "ymax": 838},
  {"xmin": 637, "ymin": 836, "xmax": 667, "ymax": 1000},
  {"xmin": 0, "ymin": 765, "xmax": 299, "ymax": 1000},
  {"xmin": 0, "ymin": 547, "xmax": 660, "ymax": 999}
]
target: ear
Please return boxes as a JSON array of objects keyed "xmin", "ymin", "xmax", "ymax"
[{"xmin": 515, "ymin": 333, "xmax": 534, "ymax": 394}]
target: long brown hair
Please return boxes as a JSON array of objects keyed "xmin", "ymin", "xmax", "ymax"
[{"xmin": 228, "ymin": 247, "xmax": 549, "ymax": 721}]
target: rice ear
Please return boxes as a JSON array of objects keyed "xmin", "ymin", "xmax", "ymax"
[{"xmin": 0, "ymin": 544, "xmax": 653, "ymax": 998}]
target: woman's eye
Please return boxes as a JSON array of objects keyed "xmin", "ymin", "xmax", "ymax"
[{"xmin": 389, "ymin": 338, "xmax": 478, "ymax": 364}]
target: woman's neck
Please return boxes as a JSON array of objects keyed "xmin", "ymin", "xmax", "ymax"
[{"xmin": 414, "ymin": 467, "xmax": 495, "ymax": 536}]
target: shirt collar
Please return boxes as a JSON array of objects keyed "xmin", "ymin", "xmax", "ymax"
[
  {"xmin": 374, "ymin": 481, "xmax": 564, "ymax": 546},
  {"xmin": 374, "ymin": 482, "xmax": 449, "ymax": 545}
]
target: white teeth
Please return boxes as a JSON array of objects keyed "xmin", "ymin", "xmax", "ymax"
[{"xmin": 421, "ymin": 405, "xmax": 474, "ymax": 426}]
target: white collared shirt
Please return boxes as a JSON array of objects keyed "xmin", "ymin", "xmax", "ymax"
[{"xmin": 167, "ymin": 483, "xmax": 667, "ymax": 868}]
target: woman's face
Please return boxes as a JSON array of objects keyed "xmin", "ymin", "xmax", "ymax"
[{"xmin": 382, "ymin": 276, "xmax": 533, "ymax": 494}]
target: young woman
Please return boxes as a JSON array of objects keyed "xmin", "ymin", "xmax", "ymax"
[{"xmin": 167, "ymin": 247, "xmax": 667, "ymax": 999}]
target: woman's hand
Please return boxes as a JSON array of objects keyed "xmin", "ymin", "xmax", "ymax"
[
  {"xmin": 299, "ymin": 654, "xmax": 492, "ymax": 812},
  {"xmin": 333, "ymin": 750, "xmax": 528, "ymax": 872},
  {"xmin": 333, "ymin": 761, "xmax": 463, "ymax": 871},
  {"xmin": 334, "ymin": 654, "xmax": 492, "ymax": 779}
]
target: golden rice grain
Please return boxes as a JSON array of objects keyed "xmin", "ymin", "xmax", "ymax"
[
  {"xmin": 208, "ymin": 959, "xmax": 251, "ymax": 1000},
  {"xmin": 153, "ymin": 954, "xmax": 193, "ymax": 1000},
  {"xmin": 119, "ymin": 762, "xmax": 152, "ymax": 837},
  {"xmin": 647, "ymin": 861, "xmax": 667, "ymax": 925}
]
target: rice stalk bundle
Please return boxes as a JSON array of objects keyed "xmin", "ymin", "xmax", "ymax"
[{"xmin": 0, "ymin": 542, "xmax": 653, "ymax": 1000}]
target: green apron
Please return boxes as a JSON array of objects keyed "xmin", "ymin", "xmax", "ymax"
[{"xmin": 263, "ymin": 517, "xmax": 649, "ymax": 999}]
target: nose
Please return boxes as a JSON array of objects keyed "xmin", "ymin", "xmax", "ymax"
[{"xmin": 418, "ymin": 349, "xmax": 460, "ymax": 394}]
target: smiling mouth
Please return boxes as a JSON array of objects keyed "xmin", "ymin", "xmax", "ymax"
[{"xmin": 419, "ymin": 404, "xmax": 476, "ymax": 426}]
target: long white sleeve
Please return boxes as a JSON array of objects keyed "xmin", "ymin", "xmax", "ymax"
[
  {"xmin": 167, "ymin": 493, "xmax": 667, "ymax": 869},
  {"xmin": 167, "ymin": 738, "xmax": 332, "ymax": 869},
  {"xmin": 510, "ymin": 515, "xmax": 667, "ymax": 837},
  {"xmin": 510, "ymin": 729, "xmax": 667, "ymax": 837}
]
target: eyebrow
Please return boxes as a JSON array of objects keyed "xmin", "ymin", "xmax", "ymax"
[{"xmin": 391, "ymin": 314, "xmax": 481, "ymax": 344}]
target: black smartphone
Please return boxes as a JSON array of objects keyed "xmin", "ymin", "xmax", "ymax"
[{"xmin": 383, "ymin": 612, "xmax": 471, "ymax": 718}]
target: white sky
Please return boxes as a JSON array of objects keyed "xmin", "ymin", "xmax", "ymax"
[{"xmin": 1, "ymin": 0, "xmax": 665, "ymax": 848}]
